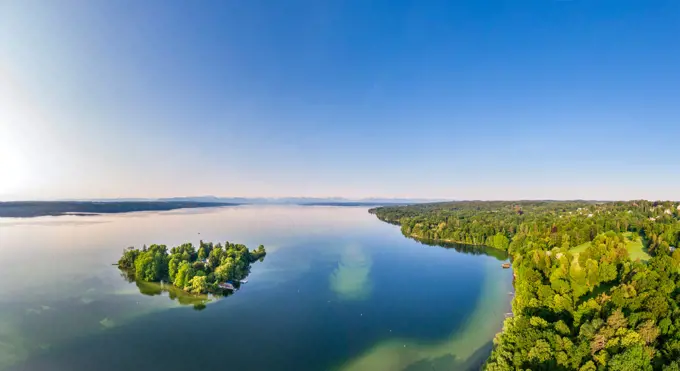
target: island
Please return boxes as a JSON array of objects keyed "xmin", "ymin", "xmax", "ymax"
[
  {"xmin": 118, "ymin": 240, "xmax": 266, "ymax": 295},
  {"xmin": 371, "ymin": 200, "xmax": 680, "ymax": 370}
]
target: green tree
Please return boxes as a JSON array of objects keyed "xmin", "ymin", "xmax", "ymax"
[
  {"xmin": 189, "ymin": 275, "xmax": 208, "ymax": 294},
  {"xmin": 169, "ymin": 255, "xmax": 180, "ymax": 281},
  {"xmin": 173, "ymin": 261, "xmax": 192, "ymax": 289},
  {"xmin": 607, "ymin": 345, "xmax": 652, "ymax": 371},
  {"xmin": 493, "ymin": 233, "xmax": 510, "ymax": 251},
  {"xmin": 118, "ymin": 247, "xmax": 139, "ymax": 269}
]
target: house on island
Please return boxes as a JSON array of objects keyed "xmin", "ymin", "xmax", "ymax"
[{"xmin": 219, "ymin": 282, "xmax": 236, "ymax": 290}]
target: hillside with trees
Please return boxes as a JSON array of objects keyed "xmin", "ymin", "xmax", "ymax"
[
  {"xmin": 370, "ymin": 200, "xmax": 680, "ymax": 370},
  {"xmin": 118, "ymin": 240, "xmax": 266, "ymax": 295}
]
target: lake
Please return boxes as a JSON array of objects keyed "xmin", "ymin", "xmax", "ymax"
[{"xmin": 0, "ymin": 205, "xmax": 513, "ymax": 371}]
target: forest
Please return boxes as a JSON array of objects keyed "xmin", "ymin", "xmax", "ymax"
[
  {"xmin": 117, "ymin": 240, "xmax": 266, "ymax": 295},
  {"xmin": 371, "ymin": 200, "xmax": 680, "ymax": 370}
]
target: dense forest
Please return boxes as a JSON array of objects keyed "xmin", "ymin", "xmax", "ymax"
[
  {"xmin": 118, "ymin": 240, "xmax": 266, "ymax": 295},
  {"xmin": 370, "ymin": 200, "xmax": 680, "ymax": 370}
]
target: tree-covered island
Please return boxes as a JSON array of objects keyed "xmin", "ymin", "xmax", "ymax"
[
  {"xmin": 371, "ymin": 200, "xmax": 680, "ymax": 370},
  {"xmin": 118, "ymin": 240, "xmax": 266, "ymax": 295}
]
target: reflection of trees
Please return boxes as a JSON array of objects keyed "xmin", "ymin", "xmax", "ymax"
[
  {"xmin": 122, "ymin": 276, "xmax": 226, "ymax": 310},
  {"xmin": 411, "ymin": 238, "xmax": 509, "ymax": 261},
  {"xmin": 119, "ymin": 269, "xmax": 136, "ymax": 283}
]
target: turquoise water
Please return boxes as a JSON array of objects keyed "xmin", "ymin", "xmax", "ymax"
[{"xmin": 0, "ymin": 205, "xmax": 512, "ymax": 370}]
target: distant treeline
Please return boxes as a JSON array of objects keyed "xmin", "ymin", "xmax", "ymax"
[
  {"xmin": 0, "ymin": 201, "xmax": 235, "ymax": 218},
  {"xmin": 371, "ymin": 200, "xmax": 680, "ymax": 255}
]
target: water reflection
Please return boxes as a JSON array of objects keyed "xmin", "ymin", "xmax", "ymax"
[
  {"xmin": 135, "ymin": 281, "xmax": 214, "ymax": 310},
  {"xmin": 119, "ymin": 270, "xmax": 226, "ymax": 310},
  {"xmin": 329, "ymin": 244, "xmax": 373, "ymax": 300},
  {"xmin": 411, "ymin": 238, "xmax": 509, "ymax": 261}
]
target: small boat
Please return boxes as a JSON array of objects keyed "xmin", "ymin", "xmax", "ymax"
[
  {"xmin": 240, "ymin": 279, "xmax": 248, "ymax": 284},
  {"xmin": 501, "ymin": 263, "xmax": 511, "ymax": 269}
]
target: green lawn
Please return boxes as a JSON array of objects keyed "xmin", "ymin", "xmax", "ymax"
[
  {"xmin": 569, "ymin": 232, "xmax": 650, "ymax": 262},
  {"xmin": 625, "ymin": 232, "xmax": 650, "ymax": 261},
  {"xmin": 570, "ymin": 241, "xmax": 592, "ymax": 254}
]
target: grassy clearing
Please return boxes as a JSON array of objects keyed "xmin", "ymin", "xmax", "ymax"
[
  {"xmin": 625, "ymin": 233, "xmax": 649, "ymax": 262},
  {"xmin": 570, "ymin": 241, "xmax": 592, "ymax": 254},
  {"xmin": 569, "ymin": 232, "xmax": 650, "ymax": 262}
]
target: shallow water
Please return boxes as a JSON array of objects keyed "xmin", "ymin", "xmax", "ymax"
[{"xmin": 0, "ymin": 205, "xmax": 512, "ymax": 370}]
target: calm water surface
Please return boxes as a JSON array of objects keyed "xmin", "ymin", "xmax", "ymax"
[{"xmin": 0, "ymin": 206, "xmax": 512, "ymax": 371}]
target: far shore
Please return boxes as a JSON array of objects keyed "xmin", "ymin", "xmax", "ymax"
[{"xmin": 0, "ymin": 201, "xmax": 238, "ymax": 218}]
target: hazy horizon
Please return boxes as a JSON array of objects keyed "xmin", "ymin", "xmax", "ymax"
[
  {"xmin": 0, "ymin": 196, "xmax": 446, "ymax": 202},
  {"xmin": 3, "ymin": 195, "xmax": 678, "ymax": 203},
  {"xmin": 2, "ymin": 1, "xmax": 679, "ymax": 201}
]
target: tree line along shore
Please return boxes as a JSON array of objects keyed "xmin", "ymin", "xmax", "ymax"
[{"xmin": 371, "ymin": 200, "xmax": 680, "ymax": 370}]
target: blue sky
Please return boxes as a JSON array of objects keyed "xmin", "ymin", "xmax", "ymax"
[{"xmin": 1, "ymin": 0, "xmax": 679, "ymax": 200}]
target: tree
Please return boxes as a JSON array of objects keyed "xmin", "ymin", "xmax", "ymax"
[
  {"xmin": 118, "ymin": 247, "xmax": 139, "ymax": 269},
  {"xmin": 493, "ymin": 233, "xmax": 510, "ymax": 251},
  {"xmin": 607, "ymin": 345, "xmax": 652, "ymax": 371},
  {"xmin": 134, "ymin": 253, "xmax": 155, "ymax": 281},
  {"xmin": 189, "ymin": 275, "xmax": 208, "ymax": 294},
  {"xmin": 637, "ymin": 320, "xmax": 659, "ymax": 344},
  {"xmin": 208, "ymin": 247, "xmax": 223, "ymax": 269},
  {"xmin": 173, "ymin": 261, "xmax": 192, "ymax": 289},
  {"xmin": 169, "ymin": 256, "xmax": 180, "ymax": 281},
  {"xmin": 214, "ymin": 262, "xmax": 233, "ymax": 282}
]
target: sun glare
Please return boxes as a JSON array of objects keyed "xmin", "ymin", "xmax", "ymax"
[{"xmin": 0, "ymin": 140, "xmax": 30, "ymax": 196}]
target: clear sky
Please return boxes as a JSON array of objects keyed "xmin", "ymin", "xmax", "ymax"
[{"xmin": 1, "ymin": 0, "xmax": 679, "ymax": 201}]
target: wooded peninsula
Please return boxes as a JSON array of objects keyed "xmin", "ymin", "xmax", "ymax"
[
  {"xmin": 370, "ymin": 200, "xmax": 680, "ymax": 370},
  {"xmin": 118, "ymin": 240, "xmax": 266, "ymax": 295}
]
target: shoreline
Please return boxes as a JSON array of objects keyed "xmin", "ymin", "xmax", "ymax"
[
  {"xmin": 372, "ymin": 215, "xmax": 510, "ymax": 254},
  {"xmin": 338, "ymin": 257, "xmax": 514, "ymax": 371},
  {"xmin": 340, "ymin": 215, "xmax": 516, "ymax": 371},
  {"xmin": 366, "ymin": 215, "xmax": 516, "ymax": 370}
]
